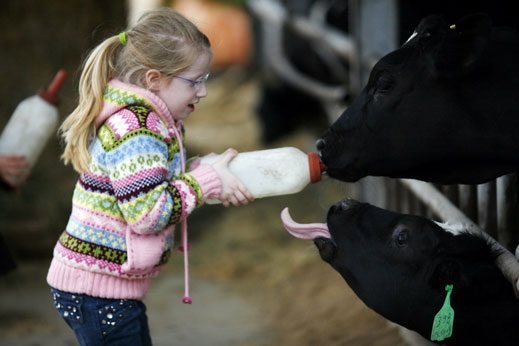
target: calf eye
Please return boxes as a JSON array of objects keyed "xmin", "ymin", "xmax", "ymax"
[
  {"xmin": 373, "ymin": 76, "xmax": 395, "ymax": 102},
  {"xmin": 393, "ymin": 228, "xmax": 409, "ymax": 247}
]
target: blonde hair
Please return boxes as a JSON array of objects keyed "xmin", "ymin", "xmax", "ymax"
[{"xmin": 60, "ymin": 8, "xmax": 211, "ymax": 173}]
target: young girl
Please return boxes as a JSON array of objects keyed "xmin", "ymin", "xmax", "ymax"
[{"xmin": 47, "ymin": 8, "xmax": 253, "ymax": 345}]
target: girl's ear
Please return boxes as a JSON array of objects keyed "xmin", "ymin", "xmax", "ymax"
[{"xmin": 144, "ymin": 69, "xmax": 162, "ymax": 92}]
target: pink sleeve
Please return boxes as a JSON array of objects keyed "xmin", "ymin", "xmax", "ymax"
[{"xmin": 187, "ymin": 163, "xmax": 222, "ymax": 202}]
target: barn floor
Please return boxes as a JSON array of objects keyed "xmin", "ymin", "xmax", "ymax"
[{"xmin": 0, "ymin": 70, "xmax": 412, "ymax": 346}]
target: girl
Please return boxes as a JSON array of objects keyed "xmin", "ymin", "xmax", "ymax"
[{"xmin": 47, "ymin": 8, "xmax": 253, "ymax": 345}]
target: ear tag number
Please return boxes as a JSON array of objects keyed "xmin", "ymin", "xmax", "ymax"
[{"xmin": 431, "ymin": 284, "xmax": 454, "ymax": 342}]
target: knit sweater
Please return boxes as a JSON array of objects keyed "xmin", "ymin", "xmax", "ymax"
[{"xmin": 47, "ymin": 79, "xmax": 222, "ymax": 299}]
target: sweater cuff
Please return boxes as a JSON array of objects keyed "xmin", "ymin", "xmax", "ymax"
[{"xmin": 187, "ymin": 164, "xmax": 222, "ymax": 202}]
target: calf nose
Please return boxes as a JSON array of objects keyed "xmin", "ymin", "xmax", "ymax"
[
  {"xmin": 315, "ymin": 138, "xmax": 325, "ymax": 152},
  {"xmin": 336, "ymin": 198, "xmax": 361, "ymax": 211}
]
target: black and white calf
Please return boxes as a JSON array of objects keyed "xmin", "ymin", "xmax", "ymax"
[{"xmin": 282, "ymin": 200, "xmax": 519, "ymax": 345}]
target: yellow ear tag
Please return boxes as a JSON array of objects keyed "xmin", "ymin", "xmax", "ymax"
[{"xmin": 431, "ymin": 284, "xmax": 455, "ymax": 342}]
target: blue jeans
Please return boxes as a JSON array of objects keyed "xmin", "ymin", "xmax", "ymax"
[{"xmin": 51, "ymin": 288, "xmax": 152, "ymax": 346}]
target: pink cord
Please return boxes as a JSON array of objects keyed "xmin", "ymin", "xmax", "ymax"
[
  {"xmin": 170, "ymin": 123, "xmax": 193, "ymax": 305},
  {"xmin": 181, "ymin": 218, "xmax": 192, "ymax": 304}
]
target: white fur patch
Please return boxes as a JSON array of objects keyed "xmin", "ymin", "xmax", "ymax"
[
  {"xmin": 434, "ymin": 221, "xmax": 466, "ymax": 235},
  {"xmin": 404, "ymin": 31, "xmax": 417, "ymax": 45},
  {"xmin": 434, "ymin": 221, "xmax": 484, "ymax": 239}
]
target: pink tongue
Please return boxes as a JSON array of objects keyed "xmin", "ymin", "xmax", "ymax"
[{"xmin": 280, "ymin": 208, "xmax": 330, "ymax": 240}]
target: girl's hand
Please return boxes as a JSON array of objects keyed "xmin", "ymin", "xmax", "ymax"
[
  {"xmin": 211, "ymin": 148, "xmax": 254, "ymax": 207},
  {"xmin": 0, "ymin": 155, "xmax": 30, "ymax": 188},
  {"xmin": 189, "ymin": 153, "xmax": 218, "ymax": 171}
]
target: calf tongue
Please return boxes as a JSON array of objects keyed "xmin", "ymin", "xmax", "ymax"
[{"xmin": 281, "ymin": 208, "xmax": 330, "ymax": 240}]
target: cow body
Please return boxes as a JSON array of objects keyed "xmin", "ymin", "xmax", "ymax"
[
  {"xmin": 317, "ymin": 14, "xmax": 519, "ymax": 184},
  {"xmin": 314, "ymin": 199, "xmax": 519, "ymax": 345}
]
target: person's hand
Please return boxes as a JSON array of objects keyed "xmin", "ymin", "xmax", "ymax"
[
  {"xmin": 0, "ymin": 155, "xmax": 30, "ymax": 188},
  {"xmin": 210, "ymin": 148, "xmax": 254, "ymax": 207},
  {"xmin": 189, "ymin": 152, "xmax": 219, "ymax": 171}
]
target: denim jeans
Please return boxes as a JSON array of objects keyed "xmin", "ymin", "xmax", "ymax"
[{"xmin": 51, "ymin": 288, "xmax": 153, "ymax": 346}]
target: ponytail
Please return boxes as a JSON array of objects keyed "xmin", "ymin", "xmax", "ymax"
[{"xmin": 60, "ymin": 35, "xmax": 120, "ymax": 173}]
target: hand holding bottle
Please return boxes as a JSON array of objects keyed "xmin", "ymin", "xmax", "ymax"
[
  {"xmin": 0, "ymin": 155, "xmax": 30, "ymax": 188},
  {"xmin": 209, "ymin": 148, "xmax": 255, "ymax": 207},
  {"xmin": 200, "ymin": 147, "xmax": 325, "ymax": 204}
]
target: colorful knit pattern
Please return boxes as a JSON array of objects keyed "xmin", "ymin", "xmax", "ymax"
[
  {"xmin": 104, "ymin": 83, "xmax": 148, "ymax": 107},
  {"xmin": 52, "ymin": 80, "xmax": 203, "ymax": 279}
]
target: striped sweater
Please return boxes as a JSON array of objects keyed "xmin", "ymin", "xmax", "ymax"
[{"xmin": 47, "ymin": 79, "xmax": 222, "ymax": 299}]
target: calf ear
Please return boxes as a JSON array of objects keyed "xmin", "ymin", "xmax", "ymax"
[
  {"xmin": 415, "ymin": 14, "xmax": 449, "ymax": 43},
  {"xmin": 433, "ymin": 13, "xmax": 492, "ymax": 78},
  {"xmin": 429, "ymin": 258, "xmax": 461, "ymax": 289}
]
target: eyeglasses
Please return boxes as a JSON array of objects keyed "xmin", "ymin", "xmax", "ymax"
[{"xmin": 174, "ymin": 73, "xmax": 210, "ymax": 90}]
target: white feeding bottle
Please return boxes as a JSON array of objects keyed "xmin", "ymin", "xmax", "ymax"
[
  {"xmin": 0, "ymin": 69, "xmax": 68, "ymax": 178},
  {"xmin": 200, "ymin": 147, "xmax": 326, "ymax": 203}
]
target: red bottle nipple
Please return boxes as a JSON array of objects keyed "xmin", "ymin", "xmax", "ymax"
[
  {"xmin": 307, "ymin": 152, "xmax": 326, "ymax": 183},
  {"xmin": 38, "ymin": 69, "xmax": 68, "ymax": 105}
]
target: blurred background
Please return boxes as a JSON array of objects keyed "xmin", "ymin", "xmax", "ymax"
[{"xmin": 1, "ymin": 1, "xmax": 514, "ymax": 345}]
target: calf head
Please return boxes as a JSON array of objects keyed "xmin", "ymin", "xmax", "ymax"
[
  {"xmin": 282, "ymin": 199, "xmax": 516, "ymax": 343},
  {"xmin": 317, "ymin": 13, "xmax": 519, "ymax": 184}
]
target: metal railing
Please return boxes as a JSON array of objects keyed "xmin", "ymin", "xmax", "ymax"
[{"xmin": 385, "ymin": 176, "xmax": 519, "ymax": 253}]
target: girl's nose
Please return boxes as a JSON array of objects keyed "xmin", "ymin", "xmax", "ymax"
[{"xmin": 196, "ymin": 83, "xmax": 208, "ymax": 98}]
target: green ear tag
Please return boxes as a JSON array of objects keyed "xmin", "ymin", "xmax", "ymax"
[{"xmin": 431, "ymin": 284, "xmax": 455, "ymax": 342}]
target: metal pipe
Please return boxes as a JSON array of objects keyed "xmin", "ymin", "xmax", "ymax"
[{"xmin": 248, "ymin": 0, "xmax": 353, "ymax": 101}]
